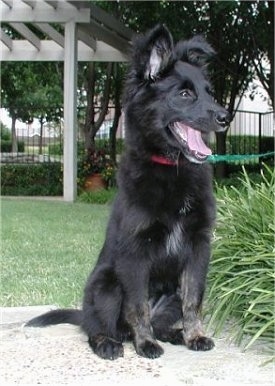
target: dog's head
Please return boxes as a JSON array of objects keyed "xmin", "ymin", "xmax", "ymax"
[{"xmin": 124, "ymin": 25, "xmax": 231, "ymax": 164}]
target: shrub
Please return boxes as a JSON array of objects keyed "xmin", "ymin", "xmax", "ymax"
[
  {"xmin": 48, "ymin": 143, "xmax": 62, "ymax": 156},
  {"xmin": 77, "ymin": 149, "xmax": 117, "ymax": 189},
  {"xmin": 1, "ymin": 163, "xmax": 63, "ymax": 196},
  {"xmin": 226, "ymin": 135, "xmax": 259, "ymax": 155},
  {"xmin": 208, "ymin": 165, "xmax": 274, "ymax": 351},
  {"xmin": 1, "ymin": 140, "xmax": 25, "ymax": 152},
  {"xmin": 0, "ymin": 122, "xmax": 11, "ymax": 140}
]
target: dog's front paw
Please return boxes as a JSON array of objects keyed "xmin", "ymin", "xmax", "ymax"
[
  {"xmin": 187, "ymin": 336, "xmax": 215, "ymax": 351},
  {"xmin": 89, "ymin": 336, "xmax": 124, "ymax": 360},
  {"xmin": 136, "ymin": 340, "xmax": 164, "ymax": 359}
]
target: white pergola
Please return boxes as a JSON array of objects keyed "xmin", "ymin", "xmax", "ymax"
[{"xmin": 1, "ymin": 0, "xmax": 133, "ymax": 201}]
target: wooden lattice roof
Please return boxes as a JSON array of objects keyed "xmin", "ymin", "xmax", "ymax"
[{"xmin": 1, "ymin": 0, "xmax": 133, "ymax": 62}]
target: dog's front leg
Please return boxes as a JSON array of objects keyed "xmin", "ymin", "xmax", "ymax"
[
  {"xmin": 118, "ymin": 262, "xmax": 164, "ymax": 359},
  {"xmin": 125, "ymin": 300, "xmax": 164, "ymax": 358},
  {"xmin": 180, "ymin": 234, "xmax": 215, "ymax": 351}
]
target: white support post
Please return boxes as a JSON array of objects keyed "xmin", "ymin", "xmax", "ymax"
[{"xmin": 63, "ymin": 21, "xmax": 77, "ymax": 202}]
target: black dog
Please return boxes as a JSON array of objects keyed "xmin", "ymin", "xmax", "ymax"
[{"xmin": 27, "ymin": 25, "xmax": 231, "ymax": 360}]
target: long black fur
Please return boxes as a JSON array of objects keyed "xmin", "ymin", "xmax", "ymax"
[{"xmin": 27, "ymin": 25, "xmax": 231, "ymax": 360}]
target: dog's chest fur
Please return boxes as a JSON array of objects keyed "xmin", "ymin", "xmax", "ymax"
[{"xmin": 165, "ymin": 198, "xmax": 192, "ymax": 256}]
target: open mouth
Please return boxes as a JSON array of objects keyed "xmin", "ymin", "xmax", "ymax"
[{"xmin": 169, "ymin": 122, "xmax": 212, "ymax": 163}]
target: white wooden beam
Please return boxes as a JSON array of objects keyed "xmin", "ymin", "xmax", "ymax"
[
  {"xmin": 22, "ymin": 0, "xmax": 36, "ymax": 8},
  {"xmin": 44, "ymin": 0, "xmax": 58, "ymax": 9},
  {"xmin": 9, "ymin": 22, "xmax": 41, "ymax": 50},
  {"xmin": 0, "ymin": 29, "xmax": 13, "ymax": 50},
  {"xmin": 78, "ymin": 25, "xmax": 96, "ymax": 51},
  {"xmin": 63, "ymin": 20, "xmax": 77, "ymax": 202},
  {"xmin": 2, "ymin": 0, "xmax": 12, "ymax": 8},
  {"xmin": 86, "ymin": 20, "xmax": 130, "ymax": 54},
  {"xmin": 1, "ymin": 1, "xmax": 90, "ymax": 23},
  {"xmin": 34, "ymin": 22, "xmax": 64, "ymax": 47},
  {"xmin": 0, "ymin": 40, "xmax": 128, "ymax": 61}
]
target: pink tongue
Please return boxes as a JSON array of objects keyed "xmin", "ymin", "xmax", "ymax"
[{"xmin": 186, "ymin": 126, "xmax": 212, "ymax": 156}]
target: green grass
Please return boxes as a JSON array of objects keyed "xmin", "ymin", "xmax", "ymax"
[
  {"xmin": 78, "ymin": 188, "xmax": 117, "ymax": 205},
  {"xmin": 1, "ymin": 199, "xmax": 110, "ymax": 307}
]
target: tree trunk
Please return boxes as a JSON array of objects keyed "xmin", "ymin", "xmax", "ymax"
[
  {"xmin": 83, "ymin": 62, "xmax": 113, "ymax": 154},
  {"xmin": 39, "ymin": 118, "xmax": 44, "ymax": 155},
  {"xmin": 215, "ymin": 131, "xmax": 228, "ymax": 179},
  {"xmin": 11, "ymin": 115, "xmax": 18, "ymax": 153},
  {"xmin": 110, "ymin": 104, "xmax": 121, "ymax": 165},
  {"xmin": 110, "ymin": 63, "xmax": 122, "ymax": 164}
]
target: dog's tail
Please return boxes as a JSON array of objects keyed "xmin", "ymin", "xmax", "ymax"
[{"xmin": 25, "ymin": 309, "xmax": 82, "ymax": 327}]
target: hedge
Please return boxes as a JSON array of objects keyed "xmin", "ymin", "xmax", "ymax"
[
  {"xmin": 1, "ymin": 163, "xmax": 63, "ymax": 196},
  {"xmin": 226, "ymin": 135, "xmax": 274, "ymax": 155},
  {"xmin": 1, "ymin": 140, "xmax": 25, "ymax": 152}
]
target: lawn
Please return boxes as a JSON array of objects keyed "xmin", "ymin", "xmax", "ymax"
[{"xmin": 1, "ymin": 198, "xmax": 109, "ymax": 307}]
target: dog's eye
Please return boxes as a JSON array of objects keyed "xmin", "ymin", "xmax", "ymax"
[{"xmin": 180, "ymin": 89, "xmax": 192, "ymax": 98}]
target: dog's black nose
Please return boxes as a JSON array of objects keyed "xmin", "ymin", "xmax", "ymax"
[{"xmin": 215, "ymin": 111, "xmax": 231, "ymax": 128}]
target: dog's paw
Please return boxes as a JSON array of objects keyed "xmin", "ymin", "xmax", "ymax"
[
  {"xmin": 187, "ymin": 336, "xmax": 215, "ymax": 351},
  {"xmin": 154, "ymin": 328, "xmax": 184, "ymax": 345},
  {"xmin": 136, "ymin": 340, "xmax": 164, "ymax": 359},
  {"xmin": 89, "ymin": 336, "xmax": 124, "ymax": 360}
]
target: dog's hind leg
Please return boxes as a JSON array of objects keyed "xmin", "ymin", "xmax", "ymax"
[
  {"xmin": 150, "ymin": 294, "xmax": 184, "ymax": 345},
  {"xmin": 82, "ymin": 265, "xmax": 124, "ymax": 360}
]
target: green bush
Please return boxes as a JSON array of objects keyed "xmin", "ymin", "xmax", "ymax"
[
  {"xmin": 1, "ymin": 140, "xmax": 25, "ymax": 152},
  {"xmin": 261, "ymin": 137, "xmax": 274, "ymax": 153},
  {"xmin": 0, "ymin": 122, "xmax": 11, "ymax": 140},
  {"xmin": 1, "ymin": 163, "xmax": 63, "ymax": 196},
  {"xmin": 227, "ymin": 135, "xmax": 259, "ymax": 155},
  {"xmin": 48, "ymin": 143, "xmax": 62, "ymax": 156},
  {"xmin": 226, "ymin": 135, "xmax": 274, "ymax": 155},
  {"xmin": 208, "ymin": 165, "xmax": 274, "ymax": 351}
]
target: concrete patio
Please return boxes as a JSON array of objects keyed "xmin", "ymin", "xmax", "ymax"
[{"xmin": 0, "ymin": 305, "xmax": 273, "ymax": 385}]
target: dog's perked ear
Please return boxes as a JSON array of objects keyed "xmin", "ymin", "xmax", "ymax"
[
  {"xmin": 175, "ymin": 36, "xmax": 215, "ymax": 68},
  {"xmin": 132, "ymin": 24, "xmax": 174, "ymax": 81}
]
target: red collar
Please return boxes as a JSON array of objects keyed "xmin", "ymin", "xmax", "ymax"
[{"xmin": 151, "ymin": 154, "xmax": 178, "ymax": 166}]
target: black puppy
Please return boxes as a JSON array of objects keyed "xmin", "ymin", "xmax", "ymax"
[{"xmin": 27, "ymin": 25, "xmax": 231, "ymax": 360}]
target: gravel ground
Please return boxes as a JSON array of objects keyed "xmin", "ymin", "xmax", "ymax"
[{"xmin": 0, "ymin": 306, "xmax": 274, "ymax": 385}]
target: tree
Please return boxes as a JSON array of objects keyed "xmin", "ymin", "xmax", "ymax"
[
  {"xmin": 249, "ymin": 1, "xmax": 274, "ymax": 106},
  {"xmin": 27, "ymin": 83, "xmax": 63, "ymax": 154},
  {"xmin": 109, "ymin": 63, "xmax": 124, "ymax": 164},
  {"xmin": 1, "ymin": 62, "xmax": 63, "ymax": 153},
  {"xmin": 106, "ymin": 1, "xmax": 273, "ymax": 176},
  {"xmin": 1, "ymin": 63, "xmax": 36, "ymax": 152},
  {"xmin": 78, "ymin": 62, "xmax": 113, "ymax": 154}
]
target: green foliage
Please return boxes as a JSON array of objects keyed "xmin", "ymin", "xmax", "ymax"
[
  {"xmin": 261, "ymin": 137, "xmax": 275, "ymax": 153},
  {"xmin": 77, "ymin": 149, "xmax": 117, "ymax": 189},
  {"xmin": 1, "ymin": 62, "xmax": 63, "ymax": 124},
  {"xmin": 227, "ymin": 135, "xmax": 258, "ymax": 155},
  {"xmin": 226, "ymin": 136, "xmax": 274, "ymax": 155},
  {"xmin": 1, "ymin": 140, "xmax": 25, "ymax": 152},
  {"xmin": 95, "ymin": 138, "xmax": 125, "ymax": 154},
  {"xmin": 0, "ymin": 122, "xmax": 11, "ymax": 140},
  {"xmin": 48, "ymin": 143, "xmax": 63, "ymax": 156},
  {"xmin": 108, "ymin": 1, "xmax": 272, "ymax": 109},
  {"xmin": 208, "ymin": 165, "xmax": 274, "ymax": 351},
  {"xmin": 1, "ymin": 163, "xmax": 62, "ymax": 196}
]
